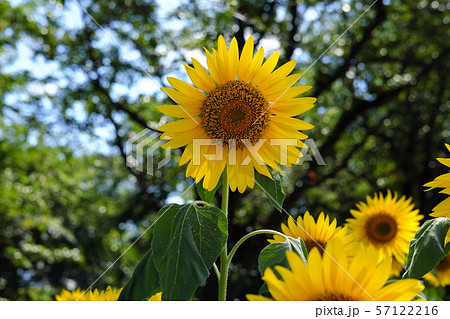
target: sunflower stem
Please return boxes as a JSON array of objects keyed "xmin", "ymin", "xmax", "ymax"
[
  {"xmin": 212, "ymin": 262, "xmax": 220, "ymax": 281},
  {"xmin": 218, "ymin": 170, "xmax": 229, "ymax": 301}
]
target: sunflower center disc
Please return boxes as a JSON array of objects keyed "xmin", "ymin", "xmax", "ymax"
[
  {"xmin": 365, "ymin": 214, "xmax": 398, "ymax": 243},
  {"xmin": 436, "ymin": 255, "xmax": 450, "ymax": 272},
  {"xmin": 219, "ymin": 100, "xmax": 253, "ymax": 133},
  {"xmin": 315, "ymin": 293, "xmax": 356, "ymax": 301},
  {"xmin": 304, "ymin": 239, "xmax": 326, "ymax": 255},
  {"xmin": 201, "ymin": 80, "xmax": 269, "ymax": 148}
]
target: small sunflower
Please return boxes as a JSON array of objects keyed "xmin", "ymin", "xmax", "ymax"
[
  {"xmin": 88, "ymin": 286, "xmax": 122, "ymax": 301},
  {"xmin": 158, "ymin": 36, "xmax": 315, "ymax": 193},
  {"xmin": 148, "ymin": 292, "xmax": 162, "ymax": 301},
  {"xmin": 423, "ymin": 253, "xmax": 450, "ymax": 287},
  {"xmin": 55, "ymin": 286, "xmax": 122, "ymax": 301},
  {"xmin": 268, "ymin": 211, "xmax": 353, "ymax": 255},
  {"xmin": 247, "ymin": 238, "xmax": 423, "ymax": 301},
  {"xmin": 424, "ymin": 144, "xmax": 450, "ymax": 218},
  {"xmin": 55, "ymin": 288, "xmax": 87, "ymax": 301},
  {"xmin": 345, "ymin": 191, "xmax": 422, "ymax": 264},
  {"xmin": 56, "ymin": 287, "xmax": 162, "ymax": 301}
]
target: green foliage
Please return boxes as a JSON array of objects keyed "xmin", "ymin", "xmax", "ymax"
[
  {"xmin": 255, "ymin": 173, "xmax": 286, "ymax": 212},
  {"xmin": 258, "ymin": 237, "xmax": 308, "ymax": 276},
  {"xmin": 152, "ymin": 203, "xmax": 227, "ymax": 300},
  {"xmin": 403, "ymin": 217, "xmax": 450, "ymax": 279},
  {"xmin": 118, "ymin": 248, "xmax": 160, "ymax": 301},
  {"xmin": 196, "ymin": 179, "xmax": 222, "ymax": 204}
]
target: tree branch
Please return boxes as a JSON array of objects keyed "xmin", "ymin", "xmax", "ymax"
[{"xmin": 313, "ymin": 1, "xmax": 387, "ymax": 97}]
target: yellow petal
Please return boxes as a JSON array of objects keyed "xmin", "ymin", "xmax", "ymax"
[
  {"xmin": 252, "ymin": 51, "xmax": 279, "ymax": 86},
  {"xmin": 237, "ymin": 36, "xmax": 254, "ymax": 80},
  {"xmin": 183, "ymin": 60, "xmax": 216, "ymax": 93},
  {"xmin": 161, "ymin": 87, "xmax": 204, "ymax": 106},
  {"xmin": 161, "ymin": 126, "xmax": 206, "ymax": 149},
  {"xmin": 258, "ymin": 60, "xmax": 297, "ymax": 92},
  {"xmin": 167, "ymin": 77, "xmax": 207, "ymax": 101},
  {"xmin": 158, "ymin": 118, "xmax": 199, "ymax": 133},
  {"xmin": 243, "ymin": 47, "xmax": 265, "ymax": 83},
  {"xmin": 156, "ymin": 104, "xmax": 200, "ymax": 118},
  {"xmin": 268, "ymin": 85, "xmax": 313, "ymax": 101},
  {"xmin": 270, "ymin": 97, "xmax": 316, "ymax": 116},
  {"xmin": 262, "ymin": 73, "xmax": 301, "ymax": 98}
]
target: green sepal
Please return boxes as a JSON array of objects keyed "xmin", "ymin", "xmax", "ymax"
[
  {"xmin": 255, "ymin": 172, "xmax": 286, "ymax": 212},
  {"xmin": 258, "ymin": 236, "xmax": 308, "ymax": 276},
  {"xmin": 196, "ymin": 177, "xmax": 222, "ymax": 203}
]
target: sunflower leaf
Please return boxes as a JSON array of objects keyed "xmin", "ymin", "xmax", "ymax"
[
  {"xmin": 258, "ymin": 236, "xmax": 308, "ymax": 276},
  {"xmin": 196, "ymin": 177, "xmax": 222, "ymax": 203},
  {"xmin": 403, "ymin": 217, "xmax": 450, "ymax": 279},
  {"xmin": 118, "ymin": 247, "xmax": 160, "ymax": 301},
  {"xmin": 152, "ymin": 203, "xmax": 227, "ymax": 300},
  {"xmin": 255, "ymin": 172, "xmax": 285, "ymax": 212}
]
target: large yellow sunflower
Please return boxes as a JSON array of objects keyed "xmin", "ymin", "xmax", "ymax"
[
  {"xmin": 424, "ymin": 144, "xmax": 450, "ymax": 218},
  {"xmin": 247, "ymin": 238, "xmax": 424, "ymax": 301},
  {"xmin": 158, "ymin": 36, "xmax": 315, "ymax": 193},
  {"xmin": 268, "ymin": 211, "xmax": 354, "ymax": 255},
  {"xmin": 423, "ymin": 253, "xmax": 450, "ymax": 287},
  {"xmin": 345, "ymin": 191, "xmax": 422, "ymax": 264}
]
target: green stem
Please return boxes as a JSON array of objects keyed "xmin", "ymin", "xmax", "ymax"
[
  {"xmin": 212, "ymin": 263, "xmax": 220, "ymax": 281},
  {"xmin": 226, "ymin": 229, "xmax": 286, "ymax": 266},
  {"xmin": 218, "ymin": 170, "xmax": 229, "ymax": 301}
]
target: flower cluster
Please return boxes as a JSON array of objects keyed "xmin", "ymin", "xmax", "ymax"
[
  {"xmin": 248, "ymin": 191, "xmax": 424, "ymax": 301},
  {"xmin": 58, "ymin": 37, "xmax": 449, "ymax": 302}
]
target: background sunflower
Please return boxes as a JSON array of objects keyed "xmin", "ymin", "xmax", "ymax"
[
  {"xmin": 268, "ymin": 211, "xmax": 353, "ymax": 255},
  {"xmin": 345, "ymin": 191, "xmax": 422, "ymax": 264},
  {"xmin": 424, "ymin": 254, "xmax": 450, "ymax": 287},
  {"xmin": 424, "ymin": 144, "xmax": 450, "ymax": 218}
]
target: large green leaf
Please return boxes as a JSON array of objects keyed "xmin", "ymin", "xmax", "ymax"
[
  {"xmin": 255, "ymin": 172, "xmax": 285, "ymax": 212},
  {"xmin": 152, "ymin": 203, "xmax": 227, "ymax": 300},
  {"xmin": 403, "ymin": 217, "xmax": 450, "ymax": 279},
  {"xmin": 118, "ymin": 248, "xmax": 160, "ymax": 301},
  {"xmin": 258, "ymin": 236, "xmax": 308, "ymax": 276}
]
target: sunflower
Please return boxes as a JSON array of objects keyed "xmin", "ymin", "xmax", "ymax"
[
  {"xmin": 423, "ymin": 253, "xmax": 450, "ymax": 287},
  {"xmin": 56, "ymin": 287, "xmax": 162, "ymax": 301},
  {"xmin": 55, "ymin": 287, "xmax": 87, "ymax": 301},
  {"xmin": 88, "ymin": 286, "xmax": 122, "ymax": 301},
  {"xmin": 157, "ymin": 36, "xmax": 315, "ymax": 193},
  {"xmin": 55, "ymin": 286, "xmax": 122, "ymax": 301},
  {"xmin": 345, "ymin": 191, "xmax": 422, "ymax": 264},
  {"xmin": 148, "ymin": 292, "xmax": 162, "ymax": 301},
  {"xmin": 247, "ymin": 238, "xmax": 424, "ymax": 301},
  {"xmin": 424, "ymin": 144, "xmax": 450, "ymax": 218},
  {"xmin": 268, "ymin": 211, "xmax": 354, "ymax": 255}
]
